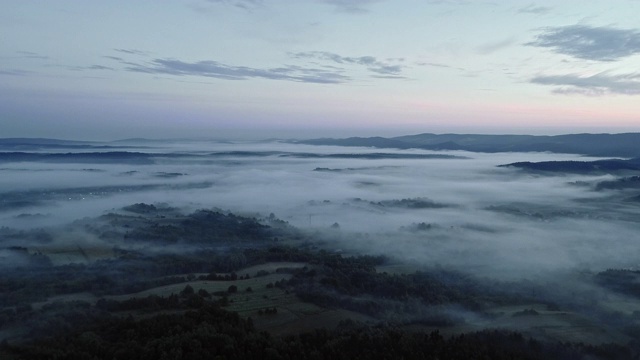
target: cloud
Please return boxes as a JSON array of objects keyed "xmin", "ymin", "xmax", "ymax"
[
  {"xmin": 531, "ymin": 72, "xmax": 640, "ymax": 95},
  {"xmin": 0, "ymin": 69, "xmax": 31, "ymax": 76},
  {"xmin": 64, "ymin": 64, "xmax": 116, "ymax": 72},
  {"xmin": 476, "ymin": 38, "xmax": 516, "ymax": 54},
  {"xmin": 518, "ymin": 4, "xmax": 552, "ymax": 15},
  {"xmin": 527, "ymin": 25, "xmax": 640, "ymax": 61},
  {"xmin": 195, "ymin": 0, "xmax": 383, "ymax": 13},
  {"xmin": 292, "ymin": 51, "xmax": 407, "ymax": 77},
  {"xmin": 103, "ymin": 56, "xmax": 124, "ymax": 61},
  {"xmin": 416, "ymin": 62, "xmax": 451, "ymax": 69},
  {"xmin": 425, "ymin": 0, "xmax": 472, "ymax": 4},
  {"xmin": 16, "ymin": 51, "xmax": 49, "ymax": 60},
  {"xmin": 102, "ymin": 50, "xmax": 409, "ymax": 83},
  {"xmin": 204, "ymin": 0, "xmax": 262, "ymax": 10},
  {"xmin": 114, "ymin": 48, "xmax": 150, "ymax": 56},
  {"xmin": 87, "ymin": 65, "xmax": 115, "ymax": 71},
  {"xmin": 124, "ymin": 58, "xmax": 350, "ymax": 84},
  {"xmin": 317, "ymin": 0, "xmax": 383, "ymax": 13}
]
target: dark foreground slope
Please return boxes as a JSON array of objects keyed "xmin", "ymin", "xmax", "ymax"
[{"xmin": 5, "ymin": 303, "xmax": 634, "ymax": 360}]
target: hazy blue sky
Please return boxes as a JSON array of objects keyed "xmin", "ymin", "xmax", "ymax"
[{"xmin": 1, "ymin": 0, "xmax": 639, "ymax": 140}]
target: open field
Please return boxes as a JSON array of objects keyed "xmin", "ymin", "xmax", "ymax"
[
  {"xmin": 19, "ymin": 261, "xmax": 369, "ymax": 336},
  {"xmin": 30, "ymin": 243, "xmax": 114, "ymax": 266},
  {"xmin": 108, "ymin": 273, "xmax": 292, "ymax": 300}
]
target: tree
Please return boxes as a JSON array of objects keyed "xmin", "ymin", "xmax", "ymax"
[{"xmin": 181, "ymin": 284, "xmax": 195, "ymax": 296}]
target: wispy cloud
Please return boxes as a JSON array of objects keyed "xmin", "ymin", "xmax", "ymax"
[
  {"xmin": 0, "ymin": 69, "xmax": 31, "ymax": 76},
  {"xmin": 317, "ymin": 0, "xmax": 383, "ymax": 13},
  {"xmin": 99, "ymin": 49, "xmax": 410, "ymax": 84},
  {"xmin": 196, "ymin": 0, "xmax": 383, "ymax": 14},
  {"xmin": 476, "ymin": 38, "xmax": 516, "ymax": 54},
  {"xmin": 16, "ymin": 51, "xmax": 49, "ymax": 60},
  {"xmin": 531, "ymin": 72, "xmax": 640, "ymax": 95},
  {"xmin": 103, "ymin": 56, "xmax": 124, "ymax": 61},
  {"xmin": 123, "ymin": 58, "xmax": 350, "ymax": 84},
  {"xmin": 85, "ymin": 65, "xmax": 115, "ymax": 71},
  {"xmin": 518, "ymin": 4, "xmax": 552, "ymax": 15},
  {"xmin": 291, "ymin": 51, "xmax": 407, "ymax": 77},
  {"xmin": 204, "ymin": 0, "xmax": 262, "ymax": 11},
  {"xmin": 114, "ymin": 48, "xmax": 150, "ymax": 56},
  {"xmin": 527, "ymin": 25, "xmax": 640, "ymax": 61}
]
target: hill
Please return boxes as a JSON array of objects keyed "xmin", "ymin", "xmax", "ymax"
[{"xmin": 295, "ymin": 133, "xmax": 640, "ymax": 157}]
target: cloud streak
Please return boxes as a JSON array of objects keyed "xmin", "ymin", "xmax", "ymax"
[
  {"xmin": 527, "ymin": 25, "xmax": 640, "ymax": 61},
  {"xmin": 518, "ymin": 4, "xmax": 552, "ymax": 15},
  {"xmin": 16, "ymin": 51, "xmax": 50, "ymax": 60},
  {"xmin": 0, "ymin": 69, "xmax": 31, "ymax": 76},
  {"xmin": 292, "ymin": 51, "xmax": 407, "ymax": 77},
  {"xmin": 114, "ymin": 48, "xmax": 150, "ymax": 56},
  {"xmin": 317, "ymin": 0, "xmax": 384, "ymax": 13},
  {"xmin": 199, "ymin": 0, "xmax": 383, "ymax": 13},
  {"xmin": 531, "ymin": 72, "xmax": 640, "ymax": 95},
  {"xmin": 204, "ymin": 0, "xmax": 262, "ymax": 11},
  {"xmin": 476, "ymin": 38, "xmax": 516, "ymax": 54},
  {"xmin": 124, "ymin": 58, "xmax": 350, "ymax": 84},
  {"xmin": 102, "ymin": 50, "xmax": 410, "ymax": 84}
]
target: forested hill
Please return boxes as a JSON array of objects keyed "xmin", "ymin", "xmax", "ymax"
[
  {"xmin": 499, "ymin": 158, "xmax": 640, "ymax": 174},
  {"xmin": 295, "ymin": 133, "xmax": 640, "ymax": 157}
]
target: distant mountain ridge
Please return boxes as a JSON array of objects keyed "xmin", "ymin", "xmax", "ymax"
[
  {"xmin": 295, "ymin": 133, "xmax": 640, "ymax": 157},
  {"xmin": 0, "ymin": 138, "xmax": 139, "ymax": 151}
]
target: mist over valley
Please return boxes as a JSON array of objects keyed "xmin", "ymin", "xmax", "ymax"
[{"xmin": 2, "ymin": 135, "xmax": 640, "ymax": 358}]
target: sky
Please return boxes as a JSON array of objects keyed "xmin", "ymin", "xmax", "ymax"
[{"xmin": 1, "ymin": 0, "xmax": 640, "ymax": 140}]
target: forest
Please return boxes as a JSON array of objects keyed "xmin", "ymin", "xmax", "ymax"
[{"xmin": 2, "ymin": 204, "xmax": 640, "ymax": 359}]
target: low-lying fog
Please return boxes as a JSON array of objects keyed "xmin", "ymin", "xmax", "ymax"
[{"xmin": 2, "ymin": 140, "xmax": 639, "ymax": 278}]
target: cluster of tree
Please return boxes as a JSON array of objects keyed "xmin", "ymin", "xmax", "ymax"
[
  {"xmin": 0, "ymin": 151, "xmax": 155, "ymax": 164},
  {"xmin": 6, "ymin": 300, "xmax": 106, "ymax": 341},
  {"xmin": 288, "ymin": 253, "xmax": 507, "ymax": 312},
  {"xmin": 400, "ymin": 222, "xmax": 435, "ymax": 232},
  {"xmin": 0, "ymin": 227, "xmax": 53, "ymax": 244},
  {"xmin": 3, "ymin": 289, "xmax": 235, "ymax": 343},
  {"xmin": 257, "ymin": 307, "xmax": 278, "ymax": 315},
  {"xmin": 595, "ymin": 269, "xmax": 640, "ymax": 298},
  {"xmin": 371, "ymin": 197, "xmax": 449, "ymax": 209},
  {"xmin": 595, "ymin": 176, "xmax": 640, "ymax": 191},
  {"xmin": 122, "ymin": 203, "xmax": 163, "ymax": 214},
  {"xmin": 95, "ymin": 292, "xmax": 227, "ymax": 314},
  {"xmin": 4, "ymin": 303, "xmax": 635, "ymax": 360},
  {"xmin": 198, "ymin": 271, "xmax": 250, "ymax": 281},
  {"xmin": 243, "ymin": 246, "xmax": 315, "ymax": 264},
  {"xmin": 122, "ymin": 209, "xmax": 273, "ymax": 244},
  {"xmin": 499, "ymin": 159, "xmax": 640, "ymax": 174}
]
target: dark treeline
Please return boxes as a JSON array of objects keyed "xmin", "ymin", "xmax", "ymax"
[
  {"xmin": 123, "ymin": 209, "xmax": 272, "ymax": 243},
  {"xmin": 3, "ymin": 303, "xmax": 635, "ymax": 360},
  {"xmin": 595, "ymin": 269, "xmax": 640, "ymax": 299},
  {"xmin": 286, "ymin": 251, "xmax": 525, "ymax": 321},
  {"xmin": 499, "ymin": 159, "xmax": 640, "ymax": 174}
]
